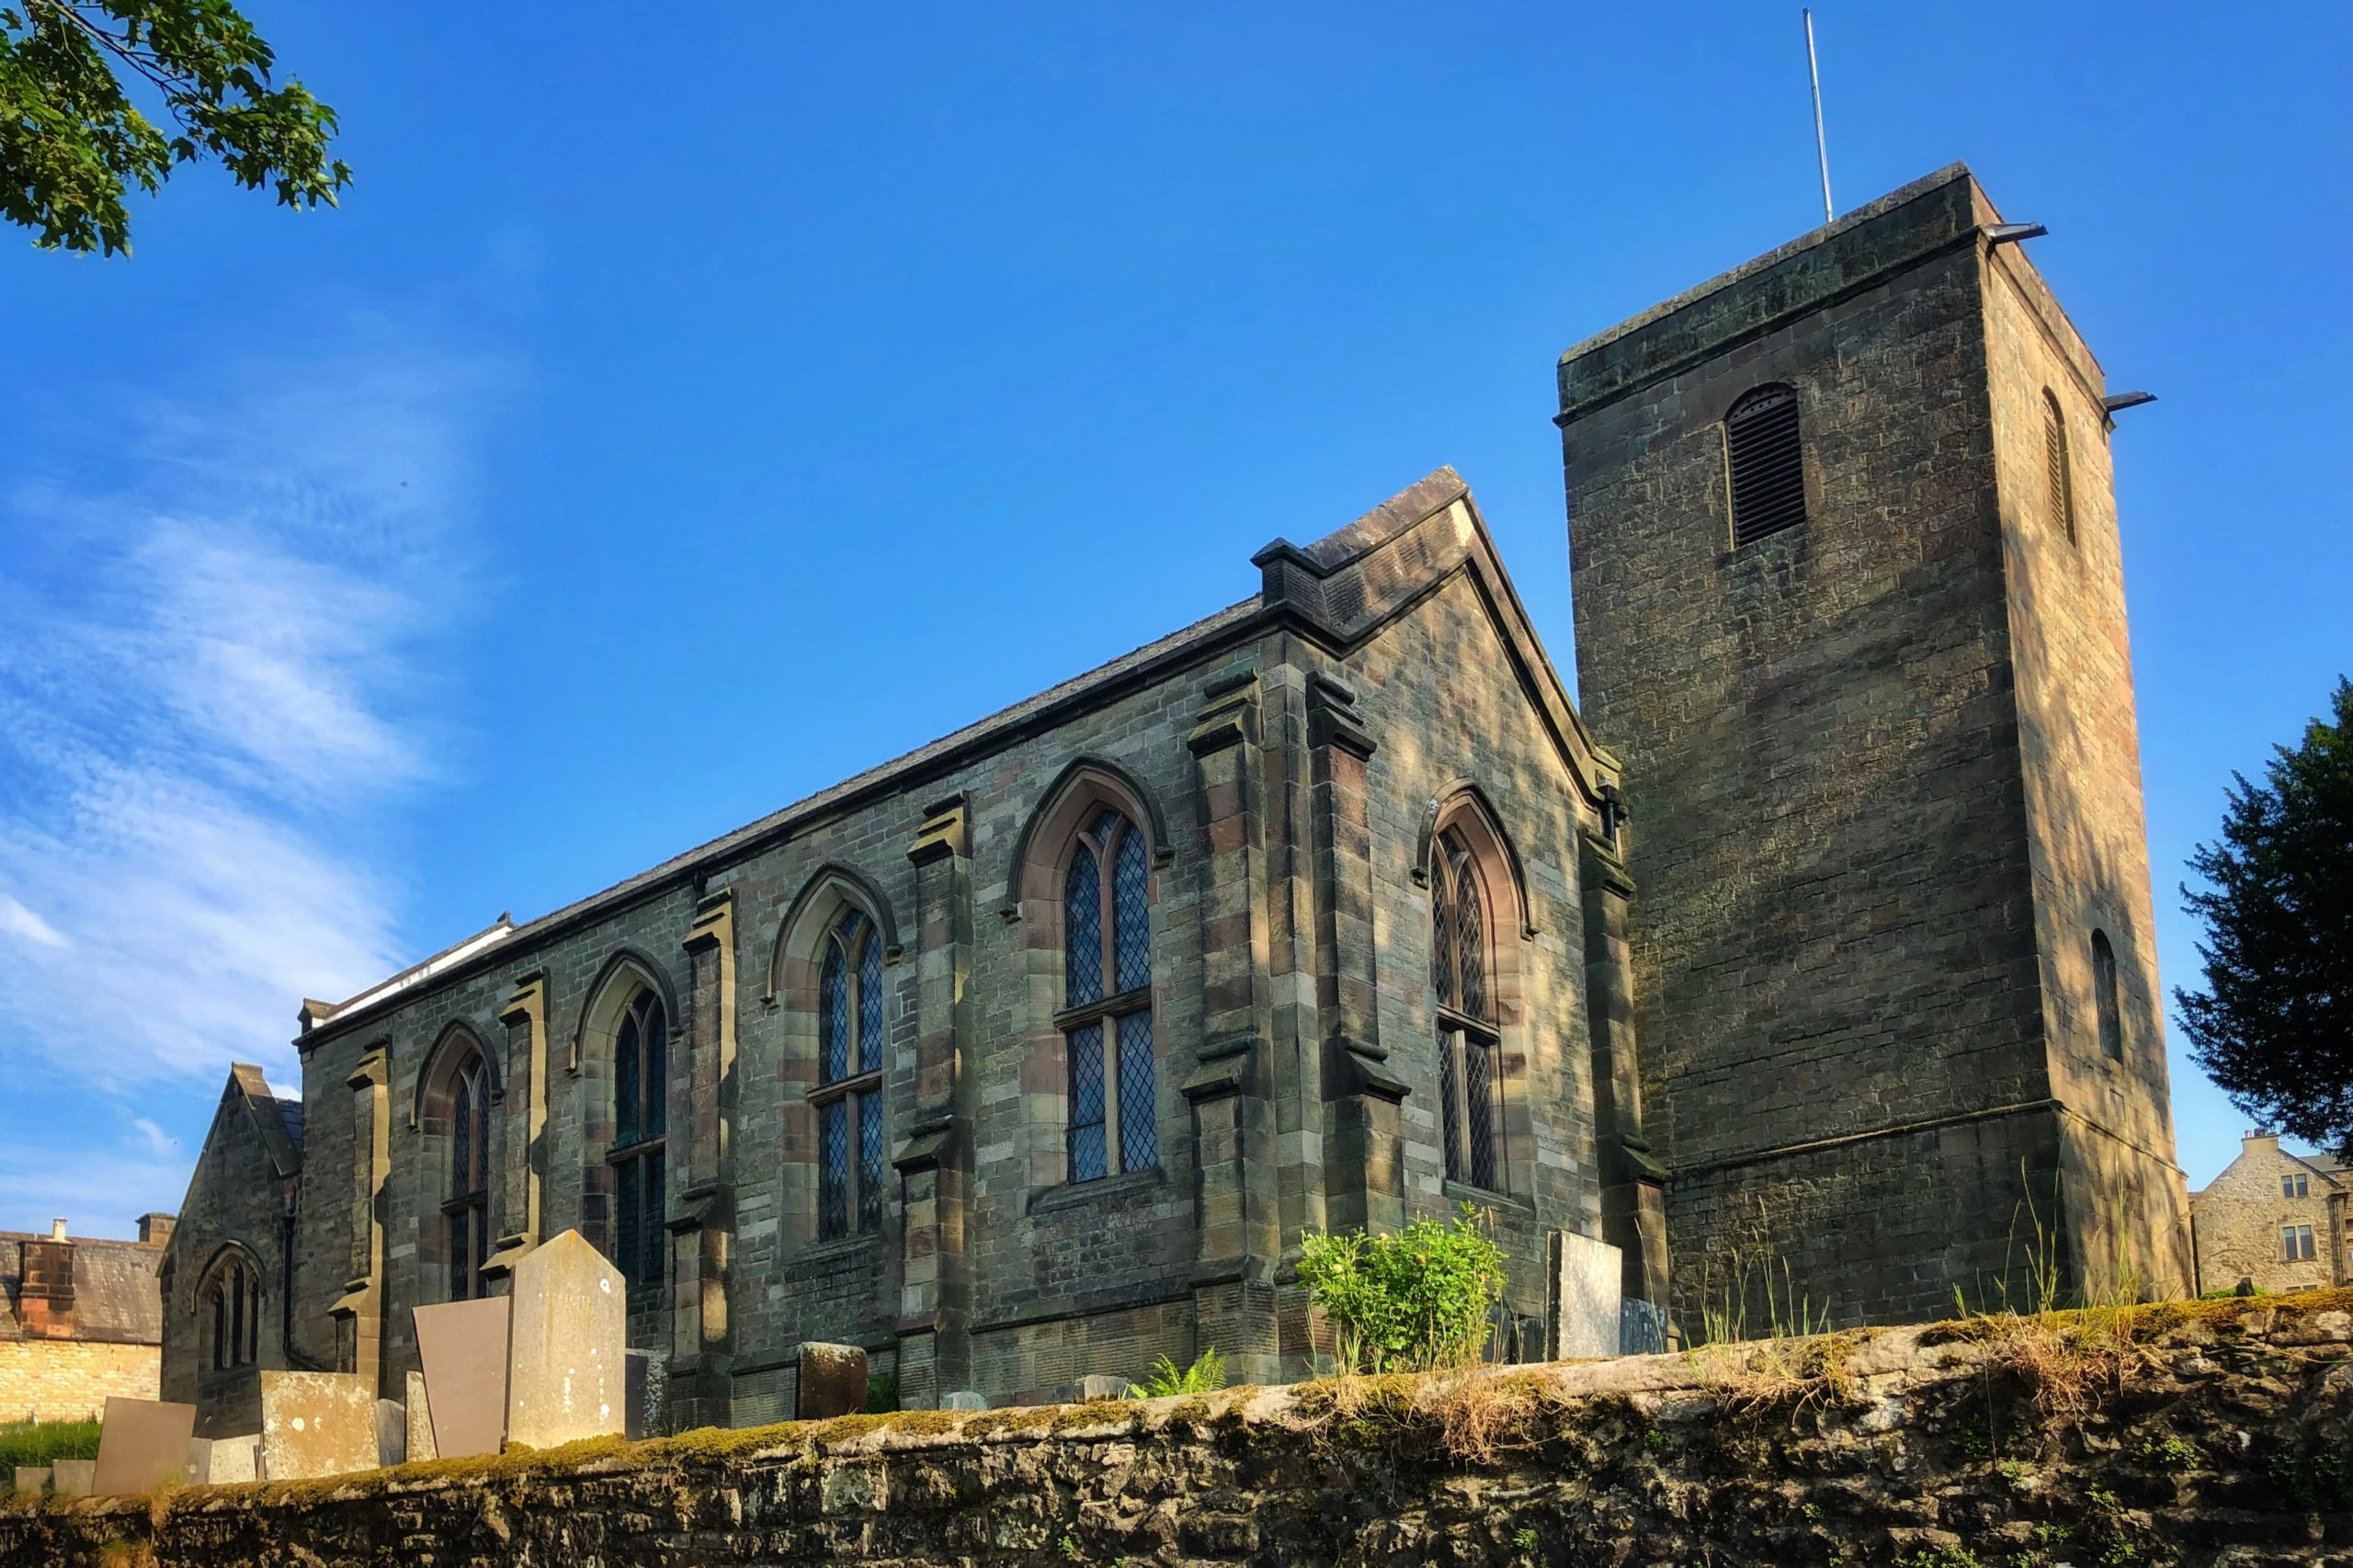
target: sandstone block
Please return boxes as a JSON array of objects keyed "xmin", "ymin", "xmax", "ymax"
[
  {"xmin": 795, "ymin": 1343, "xmax": 867, "ymax": 1420},
  {"xmin": 404, "ymin": 1372, "xmax": 437, "ymax": 1462}
]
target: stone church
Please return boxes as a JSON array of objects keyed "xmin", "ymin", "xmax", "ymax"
[{"xmin": 163, "ymin": 165, "xmax": 2192, "ymax": 1432}]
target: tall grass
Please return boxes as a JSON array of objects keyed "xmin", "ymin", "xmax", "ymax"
[{"xmin": 1, "ymin": 1419, "xmax": 103, "ymax": 1471}]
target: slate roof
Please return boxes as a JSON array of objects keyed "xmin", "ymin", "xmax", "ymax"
[{"xmin": 0, "ymin": 1231, "xmax": 165, "ymax": 1346}]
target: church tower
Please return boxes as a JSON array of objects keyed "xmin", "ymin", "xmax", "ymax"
[{"xmin": 1559, "ymin": 166, "xmax": 2191, "ymax": 1330}]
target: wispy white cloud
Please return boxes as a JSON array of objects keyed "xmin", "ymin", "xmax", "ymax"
[{"xmin": 0, "ymin": 324, "xmax": 506, "ymax": 1096}]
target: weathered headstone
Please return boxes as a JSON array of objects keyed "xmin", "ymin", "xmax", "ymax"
[
  {"xmin": 506, "ymin": 1230, "xmax": 625, "ymax": 1449},
  {"xmin": 942, "ymin": 1390, "xmax": 989, "ymax": 1411},
  {"xmin": 1544, "ymin": 1229, "xmax": 1623, "ymax": 1360},
  {"xmin": 624, "ymin": 1347, "xmax": 663, "ymax": 1440},
  {"xmin": 187, "ymin": 1435, "xmax": 258, "ymax": 1485},
  {"xmin": 374, "ymin": 1398, "xmax": 406, "ymax": 1467},
  {"xmin": 50, "ymin": 1460, "xmax": 94, "ymax": 1497},
  {"xmin": 794, "ymin": 1342, "xmax": 868, "ymax": 1420},
  {"xmin": 257, "ymin": 1369, "xmax": 380, "ymax": 1480},
  {"xmin": 92, "ymin": 1395, "xmax": 199, "ymax": 1495},
  {"xmin": 1074, "ymin": 1374, "xmax": 1126, "ymax": 1401},
  {"xmin": 1620, "ymin": 1298, "xmax": 1670, "ymax": 1356},
  {"xmin": 404, "ymin": 1372, "xmax": 438, "ymax": 1463},
  {"xmin": 414, "ymin": 1295, "xmax": 510, "ymax": 1459},
  {"xmin": 12, "ymin": 1467, "xmax": 50, "ymax": 1495}
]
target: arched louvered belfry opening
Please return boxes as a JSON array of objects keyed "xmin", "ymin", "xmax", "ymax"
[
  {"xmin": 2091, "ymin": 928, "xmax": 2124, "ymax": 1061},
  {"xmin": 2043, "ymin": 388, "xmax": 2076, "ymax": 545},
  {"xmin": 1725, "ymin": 382, "xmax": 1807, "ymax": 546}
]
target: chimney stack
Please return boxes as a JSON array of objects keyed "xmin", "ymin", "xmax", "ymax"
[
  {"xmin": 49, "ymin": 1219, "xmax": 65, "ymax": 1241},
  {"xmin": 137, "ymin": 1212, "xmax": 176, "ymax": 1247}
]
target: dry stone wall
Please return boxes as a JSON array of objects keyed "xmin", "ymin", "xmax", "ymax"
[{"xmin": 6, "ymin": 1291, "xmax": 2351, "ymax": 1567}]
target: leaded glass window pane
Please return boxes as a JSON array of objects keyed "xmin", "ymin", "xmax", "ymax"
[
  {"xmin": 1113, "ymin": 824, "xmax": 1151, "ymax": 994},
  {"xmin": 1117, "ymin": 1009, "xmax": 1155, "ymax": 1172},
  {"xmin": 642, "ymin": 1149, "xmax": 665, "ymax": 1285},
  {"xmin": 858, "ymin": 1092, "xmax": 885, "ymax": 1234},
  {"xmin": 858, "ymin": 922, "xmax": 885, "ymax": 1074},
  {"xmin": 819, "ymin": 1098, "xmax": 849, "ymax": 1242},
  {"xmin": 1431, "ymin": 862, "xmax": 1456, "ymax": 1010},
  {"xmin": 820, "ymin": 940, "xmax": 850, "ymax": 1083},
  {"xmin": 1452, "ymin": 850, "xmax": 1487, "ymax": 1021},
  {"xmin": 1438, "ymin": 1028, "xmax": 1462, "ymax": 1180},
  {"xmin": 617, "ymin": 1157, "xmax": 641, "ymax": 1282},
  {"xmin": 642, "ymin": 996, "xmax": 667, "ymax": 1138},
  {"xmin": 1067, "ymin": 1022, "xmax": 1107, "ymax": 1182},
  {"xmin": 1464, "ymin": 1036, "xmax": 1498, "ymax": 1190},
  {"xmin": 451, "ymin": 1071, "xmax": 476, "ymax": 1193},
  {"xmin": 1065, "ymin": 845, "xmax": 1103, "ymax": 1006},
  {"xmin": 615, "ymin": 1013, "xmax": 642, "ymax": 1145}
]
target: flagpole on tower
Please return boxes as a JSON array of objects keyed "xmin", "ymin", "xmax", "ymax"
[{"xmin": 1803, "ymin": 8, "xmax": 1834, "ymax": 225}]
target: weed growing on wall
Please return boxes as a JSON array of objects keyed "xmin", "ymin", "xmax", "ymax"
[
  {"xmin": 1296, "ymin": 1204, "xmax": 1506, "ymax": 1374},
  {"xmin": 1126, "ymin": 1348, "xmax": 1224, "ymax": 1399}
]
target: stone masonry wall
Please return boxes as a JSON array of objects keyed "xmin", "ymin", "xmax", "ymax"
[
  {"xmin": 0, "ymin": 1340, "xmax": 156, "ymax": 1423},
  {"xmin": 8, "ymin": 1290, "xmax": 2351, "ymax": 1567}
]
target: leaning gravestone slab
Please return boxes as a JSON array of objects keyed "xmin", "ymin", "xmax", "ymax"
[
  {"xmin": 1545, "ymin": 1229, "xmax": 1623, "ymax": 1360},
  {"xmin": 795, "ymin": 1342, "xmax": 868, "ymax": 1420},
  {"xmin": 506, "ymin": 1230, "xmax": 625, "ymax": 1449},
  {"xmin": 13, "ymin": 1467, "xmax": 50, "ymax": 1495},
  {"xmin": 92, "ymin": 1396, "xmax": 199, "ymax": 1495},
  {"xmin": 1074, "ymin": 1373, "xmax": 1126, "ymax": 1402},
  {"xmin": 942, "ymin": 1391, "xmax": 989, "ymax": 1411},
  {"xmin": 1620, "ymin": 1298, "xmax": 1669, "ymax": 1356},
  {"xmin": 374, "ymin": 1398, "xmax": 406, "ymax": 1467},
  {"xmin": 414, "ymin": 1295, "xmax": 510, "ymax": 1459},
  {"xmin": 404, "ymin": 1372, "xmax": 438, "ymax": 1463},
  {"xmin": 187, "ymin": 1434, "xmax": 258, "ymax": 1486},
  {"xmin": 624, "ymin": 1347, "xmax": 665, "ymax": 1440},
  {"xmin": 258, "ymin": 1370, "xmax": 379, "ymax": 1480},
  {"xmin": 51, "ymin": 1460, "xmax": 94, "ymax": 1497}
]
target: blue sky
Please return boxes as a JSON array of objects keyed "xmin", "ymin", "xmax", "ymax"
[{"xmin": 2, "ymin": 3, "xmax": 2347, "ymax": 1234}]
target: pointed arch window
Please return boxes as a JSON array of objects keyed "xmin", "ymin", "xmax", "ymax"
[
  {"xmin": 814, "ymin": 906, "xmax": 888, "ymax": 1240},
  {"xmin": 1726, "ymin": 383, "xmax": 1807, "ymax": 546},
  {"xmin": 204, "ymin": 1254, "xmax": 260, "ymax": 1371},
  {"xmin": 2043, "ymin": 389, "xmax": 2076, "ymax": 545},
  {"xmin": 1060, "ymin": 807, "xmax": 1155, "ymax": 1182},
  {"xmin": 1431, "ymin": 826, "xmax": 1504, "ymax": 1190},
  {"xmin": 609, "ymin": 988, "xmax": 668, "ymax": 1293},
  {"xmin": 443, "ymin": 1050, "xmax": 492, "ymax": 1301},
  {"xmin": 2091, "ymin": 928, "xmax": 2124, "ymax": 1062}
]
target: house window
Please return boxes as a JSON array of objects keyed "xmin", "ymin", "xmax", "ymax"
[
  {"xmin": 2282, "ymin": 1172, "xmax": 2310, "ymax": 1199},
  {"xmin": 1060, "ymin": 807, "xmax": 1154, "ymax": 1182},
  {"xmin": 2090, "ymin": 929, "xmax": 2124, "ymax": 1061},
  {"xmin": 1726, "ymin": 383, "xmax": 1807, "ymax": 546},
  {"xmin": 444, "ymin": 1051, "xmax": 492, "ymax": 1301},
  {"xmin": 814, "ymin": 906, "xmax": 888, "ymax": 1241},
  {"xmin": 609, "ymin": 988, "xmax": 668, "ymax": 1294},
  {"xmin": 205, "ymin": 1255, "xmax": 260, "ymax": 1370},
  {"xmin": 2042, "ymin": 389, "xmax": 2075, "ymax": 545},
  {"xmin": 2283, "ymin": 1224, "xmax": 2316, "ymax": 1263},
  {"xmin": 1431, "ymin": 825, "xmax": 1504, "ymax": 1191}
]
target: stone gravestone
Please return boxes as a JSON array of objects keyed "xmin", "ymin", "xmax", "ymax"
[
  {"xmin": 404, "ymin": 1372, "xmax": 438, "ymax": 1463},
  {"xmin": 13, "ymin": 1467, "xmax": 50, "ymax": 1495},
  {"xmin": 794, "ymin": 1343, "xmax": 867, "ymax": 1420},
  {"xmin": 414, "ymin": 1295, "xmax": 510, "ymax": 1459},
  {"xmin": 942, "ymin": 1391, "xmax": 989, "ymax": 1411},
  {"xmin": 506, "ymin": 1230, "xmax": 625, "ymax": 1449},
  {"xmin": 1074, "ymin": 1374, "xmax": 1127, "ymax": 1402},
  {"xmin": 374, "ymin": 1399, "xmax": 406, "ymax": 1467},
  {"xmin": 51, "ymin": 1460, "xmax": 94, "ymax": 1497},
  {"xmin": 1620, "ymin": 1298, "xmax": 1670, "ymax": 1356},
  {"xmin": 92, "ymin": 1395, "xmax": 199, "ymax": 1495},
  {"xmin": 257, "ymin": 1370, "xmax": 380, "ymax": 1480},
  {"xmin": 624, "ymin": 1347, "xmax": 664, "ymax": 1440},
  {"xmin": 186, "ymin": 1435, "xmax": 258, "ymax": 1486},
  {"xmin": 1544, "ymin": 1229, "xmax": 1623, "ymax": 1360}
]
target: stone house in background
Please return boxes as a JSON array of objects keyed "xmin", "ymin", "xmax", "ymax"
[
  {"xmin": 165, "ymin": 162, "xmax": 2200, "ymax": 1434},
  {"xmin": 2, "ymin": 1216, "xmax": 172, "ymax": 1421},
  {"xmin": 2189, "ymin": 1132, "xmax": 2348, "ymax": 1296}
]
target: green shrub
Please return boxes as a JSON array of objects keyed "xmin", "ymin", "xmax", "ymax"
[
  {"xmin": 1127, "ymin": 1347, "xmax": 1224, "ymax": 1399},
  {"xmin": 1296, "ymin": 1204, "xmax": 1506, "ymax": 1373},
  {"xmin": 0, "ymin": 1419, "xmax": 103, "ymax": 1470}
]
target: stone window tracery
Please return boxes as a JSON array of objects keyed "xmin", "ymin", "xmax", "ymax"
[
  {"xmin": 2043, "ymin": 388, "xmax": 2076, "ymax": 545},
  {"xmin": 201, "ymin": 1251, "xmax": 260, "ymax": 1371},
  {"xmin": 1059, "ymin": 806, "xmax": 1155, "ymax": 1181},
  {"xmin": 1431, "ymin": 824, "xmax": 1504, "ymax": 1191},
  {"xmin": 813, "ymin": 906, "xmax": 887, "ymax": 1240},
  {"xmin": 443, "ymin": 1049, "xmax": 492, "ymax": 1301},
  {"xmin": 609, "ymin": 987, "xmax": 668, "ymax": 1293}
]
